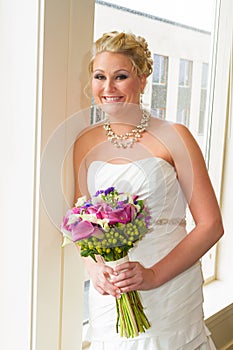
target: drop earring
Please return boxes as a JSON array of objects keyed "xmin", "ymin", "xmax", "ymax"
[{"xmin": 140, "ymin": 93, "xmax": 144, "ymax": 109}]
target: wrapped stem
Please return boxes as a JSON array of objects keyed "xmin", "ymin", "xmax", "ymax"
[
  {"xmin": 116, "ymin": 291, "xmax": 150, "ymax": 338},
  {"xmin": 105, "ymin": 256, "xmax": 151, "ymax": 338}
]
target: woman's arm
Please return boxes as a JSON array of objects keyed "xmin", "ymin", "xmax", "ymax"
[
  {"xmin": 73, "ymin": 135, "xmax": 121, "ymax": 298},
  {"xmin": 113, "ymin": 123, "xmax": 224, "ymax": 292},
  {"xmin": 151, "ymin": 124, "xmax": 224, "ymax": 285}
]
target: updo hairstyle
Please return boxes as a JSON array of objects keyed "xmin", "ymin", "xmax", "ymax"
[{"xmin": 89, "ymin": 31, "xmax": 153, "ymax": 78}]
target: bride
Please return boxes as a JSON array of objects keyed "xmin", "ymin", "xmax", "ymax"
[{"xmin": 73, "ymin": 31, "xmax": 223, "ymax": 349}]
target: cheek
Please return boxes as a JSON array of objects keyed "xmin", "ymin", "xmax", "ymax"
[
  {"xmin": 91, "ymin": 81, "xmax": 102, "ymax": 103},
  {"xmin": 91, "ymin": 80, "xmax": 97, "ymax": 93},
  {"xmin": 91, "ymin": 80, "xmax": 101, "ymax": 93},
  {"xmin": 125, "ymin": 80, "xmax": 141, "ymax": 93},
  {"xmin": 128, "ymin": 83, "xmax": 141, "ymax": 98}
]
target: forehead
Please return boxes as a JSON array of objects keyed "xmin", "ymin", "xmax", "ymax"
[{"xmin": 93, "ymin": 51, "xmax": 133, "ymax": 71}]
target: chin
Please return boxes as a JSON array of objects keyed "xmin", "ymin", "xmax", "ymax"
[{"xmin": 100, "ymin": 101, "xmax": 140, "ymax": 119}]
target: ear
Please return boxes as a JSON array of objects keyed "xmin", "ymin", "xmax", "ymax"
[{"xmin": 140, "ymin": 74, "xmax": 147, "ymax": 93}]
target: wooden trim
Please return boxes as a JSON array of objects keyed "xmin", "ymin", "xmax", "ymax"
[{"xmin": 206, "ymin": 304, "xmax": 233, "ymax": 350}]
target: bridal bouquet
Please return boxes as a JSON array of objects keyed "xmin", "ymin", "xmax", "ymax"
[{"xmin": 61, "ymin": 187, "xmax": 151, "ymax": 338}]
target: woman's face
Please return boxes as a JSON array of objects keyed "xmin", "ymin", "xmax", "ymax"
[{"xmin": 91, "ymin": 52, "xmax": 146, "ymax": 106}]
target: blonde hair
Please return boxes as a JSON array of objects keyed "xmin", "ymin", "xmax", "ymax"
[{"xmin": 89, "ymin": 31, "xmax": 153, "ymax": 77}]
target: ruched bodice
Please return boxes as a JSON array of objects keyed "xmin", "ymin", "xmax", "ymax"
[
  {"xmin": 85, "ymin": 158, "xmax": 216, "ymax": 350},
  {"xmin": 88, "ymin": 157, "xmax": 186, "ymax": 223}
]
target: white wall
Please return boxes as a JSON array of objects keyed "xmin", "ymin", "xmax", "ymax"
[
  {"xmin": 206, "ymin": 0, "xmax": 233, "ymax": 295},
  {"xmin": 0, "ymin": 1, "xmax": 40, "ymax": 348},
  {"xmin": 35, "ymin": 1, "xmax": 95, "ymax": 349},
  {"xmin": 217, "ymin": 42, "xmax": 233, "ymax": 292},
  {"xmin": 0, "ymin": 1, "xmax": 95, "ymax": 349}
]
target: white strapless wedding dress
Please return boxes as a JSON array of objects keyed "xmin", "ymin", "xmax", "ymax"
[{"xmin": 85, "ymin": 158, "xmax": 216, "ymax": 350}]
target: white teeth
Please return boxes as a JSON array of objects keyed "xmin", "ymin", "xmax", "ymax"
[{"xmin": 104, "ymin": 97, "xmax": 121, "ymax": 101}]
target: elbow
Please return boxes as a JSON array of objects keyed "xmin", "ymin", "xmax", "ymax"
[
  {"xmin": 197, "ymin": 215, "xmax": 224, "ymax": 245},
  {"xmin": 211, "ymin": 216, "xmax": 224, "ymax": 242},
  {"xmin": 218, "ymin": 220, "xmax": 224, "ymax": 239}
]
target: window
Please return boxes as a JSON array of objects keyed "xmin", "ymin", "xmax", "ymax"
[
  {"xmin": 198, "ymin": 63, "xmax": 209, "ymax": 134},
  {"xmin": 179, "ymin": 59, "xmax": 192, "ymax": 87},
  {"xmin": 153, "ymin": 108, "xmax": 166, "ymax": 119},
  {"xmin": 90, "ymin": 104, "xmax": 104, "ymax": 123},
  {"xmin": 151, "ymin": 54, "xmax": 168, "ymax": 119},
  {"xmin": 152, "ymin": 54, "xmax": 168, "ymax": 84},
  {"xmin": 83, "ymin": 280, "xmax": 90, "ymax": 325},
  {"xmin": 177, "ymin": 59, "xmax": 193, "ymax": 126},
  {"xmin": 91, "ymin": 0, "xmax": 224, "ymax": 329}
]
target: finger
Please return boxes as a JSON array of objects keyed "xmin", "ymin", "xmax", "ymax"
[
  {"xmin": 112, "ymin": 265, "xmax": 138, "ymax": 282},
  {"xmin": 114, "ymin": 262, "xmax": 132, "ymax": 273},
  {"xmin": 114, "ymin": 276, "xmax": 140, "ymax": 292},
  {"xmin": 104, "ymin": 284, "xmax": 122, "ymax": 298},
  {"xmin": 98, "ymin": 274, "xmax": 122, "ymax": 297},
  {"xmin": 113, "ymin": 273, "xmax": 139, "ymax": 289},
  {"xmin": 95, "ymin": 286, "xmax": 108, "ymax": 295},
  {"xmin": 113, "ymin": 276, "xmax": 136, "ymax": 288},
  {"xmin": 103, "ymin": 265, "xmax": 115, "ymax": 276},
  {"xmin": 119, "ymin": 284, "xmax": 137, "ymax": 293}
]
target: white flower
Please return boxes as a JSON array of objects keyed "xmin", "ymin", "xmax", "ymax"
[
  {"xmin": 67, "ymin": 213, "xmax": 80, "ymax": 225},
  {"xmin": 75, "ymin": 196, "xmax": 87, "ymax": 207},
  {"xmin": 79, "ymin": 213, "xmax": 109, "ymax": 229},
  {"xmin": 62, "ymin": 235, "xmax": 73, "ymax": 247},
  {"xmin": 118, "ymin": 193, "xmax": 128, "ymax": 202},
  {"xmin": 91, "ymin": 196, "xmax": 104, "ymax": 205}
]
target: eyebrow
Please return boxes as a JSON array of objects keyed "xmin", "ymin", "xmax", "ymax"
[{"xmin": 93, "ymin": 69, "xmax": 130, "ymax": 74}]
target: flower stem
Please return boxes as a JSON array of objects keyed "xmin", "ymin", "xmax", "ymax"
[{"xmin": 116, "ymin": 291, "xmax": 150, "ymax": 338}]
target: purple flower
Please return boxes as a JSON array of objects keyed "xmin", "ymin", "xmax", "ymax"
[
  {"xmin": 72, "ymin": 207, "xmax": 82, "ymax": 214},
  {"xmin": 71, "ymin": 221, "xmax": 95, "ymax": 241},
  {"xmin": 99, "ymin": 203, "xmax": 136, "ymax": 225},
  {"xmin": 104, "ymin": 187, "xmax": 115, "ymax": 195},
  {"xmin": 61, "ymin": 187, "xmax": 151, "ymax": 251},
  {"xmin": 84, "ymin": 205, "xmax": 102, "ymax": 219},
  {"xmin": 61, "ymin": 209, "xmax": 74, "ymax": 231},
  {"xmin": 95, "ymin": 187, "xmax": 115, "ymax": 197},
  {"xmin": 95, "ymin": 189, "xmax": 105, "ymax": 196},
  {"xmin": 83, "ymin": 202, "xmax": 92, "ymax": 208}
]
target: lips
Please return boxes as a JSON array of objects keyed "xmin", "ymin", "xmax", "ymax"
[{"xmin": 102, "ymin": 96, "xmax": 123, "ymax": 103}]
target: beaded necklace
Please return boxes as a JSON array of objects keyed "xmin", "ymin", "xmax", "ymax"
[{"xmin": 103, "ymin": 109, "xmax": 150, "ymax": 149}]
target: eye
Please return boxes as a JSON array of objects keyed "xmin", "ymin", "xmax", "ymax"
[
  {"xmin": 93, "ymin": 74, "xmax": 105, "ymax": 80},
  {"xmin": 115, "ymin": 74, "xmax": 128, "ymax": 80}
]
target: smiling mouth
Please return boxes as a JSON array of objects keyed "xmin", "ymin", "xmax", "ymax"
[{"xmin": 102, "ymin": 96, "xmax": 123, "ymax": 103}]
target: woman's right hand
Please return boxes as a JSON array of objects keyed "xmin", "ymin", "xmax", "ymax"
[{"xmin": 88, "ymin": 257, "xmax": 122, "ymax": 298}]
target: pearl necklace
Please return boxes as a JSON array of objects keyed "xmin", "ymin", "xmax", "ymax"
[{"xmin": 103, "ymin": 109, "xmax": 151, "ymax": 149}]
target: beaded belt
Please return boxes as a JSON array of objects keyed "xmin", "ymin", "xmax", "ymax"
[{"xmin": 155, "ymin": 218, "xmax": 186, "ymax": 226}]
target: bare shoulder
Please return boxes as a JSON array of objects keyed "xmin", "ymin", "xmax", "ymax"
[
  {"xmin": 172, "ymin": 122, "xmax": 197, "ymax": 142},
  {"xmin": 149, "ymin": 117, "xmax": 192, "ymax": 137},
  {"xmin": 171, "ymin": 122, "xmax": 204, "ymax": 161},
  {"xmin": 74, "ymin": 124, "xmax": 105, "ymax": 156},
  {"xmin": 149, "ymin": 118, "xmax": 201, "ymax": 155}
]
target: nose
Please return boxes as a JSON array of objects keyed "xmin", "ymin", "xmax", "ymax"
[{"xmin": 104, "ymin": 78, "xmax": 116, "ymax": 93}]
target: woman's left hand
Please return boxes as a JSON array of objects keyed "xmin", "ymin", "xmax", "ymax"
[{"xmin": 111, "ymin": 261, "xmax": 156, "ymax": 293}]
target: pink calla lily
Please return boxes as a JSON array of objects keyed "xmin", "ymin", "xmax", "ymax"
[
  {"xmin": 99, "ymin": 204, "xmax": 136, "ymax": 224},
  {"xmin": 71, "ymin": 221, "xmax": 94, "ymax": 241}
]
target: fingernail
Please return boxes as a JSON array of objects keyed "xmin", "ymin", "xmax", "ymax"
[{"xmin": 116, "ymin": 289, "xmax": 121, "ymax": 298}]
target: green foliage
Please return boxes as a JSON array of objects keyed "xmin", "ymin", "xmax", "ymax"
[{"xmin": 77, "ymin": 218, "xmax": 148, "ymax": 262}]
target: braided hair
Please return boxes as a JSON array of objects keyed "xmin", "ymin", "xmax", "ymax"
[{"xmin": 89, "ymin": 31, "xmax": 153, "ymax": 78}]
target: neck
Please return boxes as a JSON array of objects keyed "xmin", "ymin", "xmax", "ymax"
[
  {"xmin": 103, "ymin": 108, "xmax": 151, "ymax": 149},
  {"xmin": 100, "ymin": 102, "xmax": 142, "ymax": 125}
]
